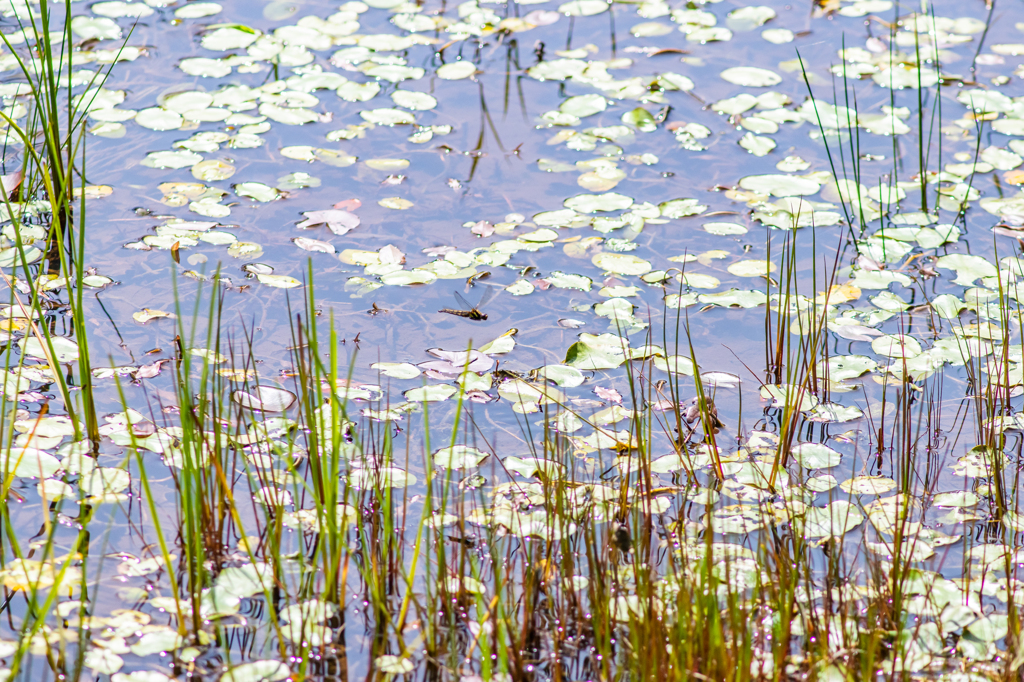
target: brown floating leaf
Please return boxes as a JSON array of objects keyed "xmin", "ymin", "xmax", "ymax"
[
  {"xmin": 648, "ymin": 48, "xmax": 687, "ymax": 57},
  {"xmin": 1004, "ymin": 170, "xmax": 1024, "ymax": 185},
  {"xmin": 133, "ymin": 359, "xmax": 168, "ymax": 381},
  {"xmin": 1, "ymin": 171, "xmax": 22, "ymax": 200}
]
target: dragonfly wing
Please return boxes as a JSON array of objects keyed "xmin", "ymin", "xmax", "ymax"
[
  {"xmin": 453, "ymin": 290, "xmax": 472, "ymax": 311},
  {"xmin": 476, "ymin": 285, "xmax": 497, "ymax": 309}
]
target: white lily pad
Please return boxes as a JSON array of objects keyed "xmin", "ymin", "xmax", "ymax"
[
  {"xmin": 739, "ymin": 174, "xmax": 820, "ymax": 197},
  {"xmin": 433, "ymin": 445, "xmax": 489, "ymax": 469},
  {"xmin": 721, "ymin": 66, "xmax": 781, "ymax": 87},
  {"xmin": 20, "ymin": 336, "xmax": 79, "ymax": 363},
  {"xmin": 135, "ymin": 108, "xmax": 182, "ymax": 131},
  {"xmin": 437, "ymin": 62, "xmax": 477, "ymax": 80},
  {"xmin": 222, "ymin": 661, "xmax": 291, "ymax": 682},
  {"xmin": 592, "ymin": 252, "xmax": 652, "ymax": 276},
  {"xmin": 391, "ymin": 90, "xmax": 437, "ymax": 110},
  {"xmin": 564, "ymin": 192, "xmax": 633, "ymax": 213},
  {"xmin": 0, "ymin": 448, "xmax": 60, "ymax": 478},
  {"xmin": 404, "ymin": 384, "xmax": 457, "ymax": 401},
  {"xmin": 791, "ymin": 442, "xmax": 841, "ymax": 468},
  {"xmin": 371, "ymin": 362, "xmax": 420, "ymax": 379}
]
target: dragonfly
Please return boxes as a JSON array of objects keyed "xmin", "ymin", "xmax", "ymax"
[{"xmin": 439, "ymin": 286, "xmax": 495, "ymax": 321}]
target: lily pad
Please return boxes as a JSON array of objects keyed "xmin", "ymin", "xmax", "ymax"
[
  {"xmin": 437, "ymin": 62, "xmax": 477, "ymax": 80},
  {"xmin": 433, "ymin": 445, "xmax": 489, "ymax": 469},
  {"xmin": 721, "ymin": 66, "xmax": 781, "ymax": 87},
  {"xmin": 739, "ymin": 174, "xmax": 820, "ymax": 197},
  {"xmin": 791, "ymin": 442, "xmax": 841, "ymax": 468}
]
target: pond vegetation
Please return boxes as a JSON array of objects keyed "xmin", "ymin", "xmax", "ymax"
[{"xmin": 0, "ymin": 0, "xmax": 1020, "ymax": 678}]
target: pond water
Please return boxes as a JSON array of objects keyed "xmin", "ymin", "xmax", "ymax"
[{"xmin": 0, "ymin": 0, "xmax": 1023, "ymax": 677}]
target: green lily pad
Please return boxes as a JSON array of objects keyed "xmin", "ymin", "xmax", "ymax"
[
  {"xmin": 592, "ymin": 252, "xmax": 652, "ymax": 276},
  {"xmin": 404, "ymin": 384, "xmax": 457, "ymax": 401},
  {"xmin": 371, "ymin": 362, "xmax": 420, "ymax": 379},
  {"xmin": 20, "ymin": 336, "xmax": 79, "ymax": 363},
  {"xmin": 721, "ymin": 66, "xmax": 781, "ymax": 87},
  {"xmin": 565, "ymin": 333, "xmax": 626, "ymax": 370},
  {"xmin": 564, "ymin": 192, "xmax": 633, "ymax": 213},
  {"xmin": 437, "ymin": 62, "xmax": 477, "ymax": 80},
  {"xmin": 558, "ymin": 0, "xmax": 608, "ymax": 15},
  {"xmin": 135, "ymin": 107, "xmax": 182, "ymax": 131},
  {"xmin": 871, "ymin": 334, "xmax": 922, "ymax": 359},
  {"xmin": 560, "ymin": 94, "xmax": 607, "ymax": 118},
  {"xmin": 659, "ymin": 198, "xmax": 707, "ymax": 218},
  {"xmin": 0, "ymin": 448, "xmax": 60, "ymax": 478},
  {"xmin": 739, "ymin": 174, "xmax": 820, "ymax": 197},
  {"xmin": 791, "ymin": 442, "xmax": 841, "ymax": 468},
  {"xmin": 935, "ymin": 254, "xmax": 998, "ymax": 286},
  {"xmin": 433, "ymin": 445, "xmax": 489, "ymax": 469},
  {"xmin": 391, "ymin": 90, "xmax": 437, "ymax": 110}
]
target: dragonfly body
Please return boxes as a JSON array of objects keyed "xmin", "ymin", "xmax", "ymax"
[{"xmin": 439, "ymin": 307, "xmax": 488, "ymax": 320}]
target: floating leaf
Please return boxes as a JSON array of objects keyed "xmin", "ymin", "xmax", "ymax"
[
  {"xmin": 433, "ymin": 445, "xmax": 489, "ymax": 469},
  {"xmin": 192, "ymin": 159, "xmax": 235, "ymax": 182},
  {"xmin": 739, "ymin": 174, "xmax": 820, "ymax": 197},
  {"xmin": 437, "ymin": 62, "xmax": 477, "ymax": 80},
  {"xmin": 365, "ymin": 158, "xmax": 410, "ymax": 171},
  {"xmin": 20, "ymin": 336, "xmax": 79, "ymax": 363},
  {"xmin": 371, "ymin": 362, "xmax": 420, "ymax": 379},
  {"xmin": 592, "ymin": 253, "xmax": 652, "ymax": 276},
  {"xmin": 804, "ymin": 500, "xmax": 864, "ymax": 538},
  {"xmin": 721, "ymin": 66, "xmax": 781, "ymax": 87},
  {"xmin": 175, "ymin": 2, "xmax": 222, "ymax": 18},
  {"xmin": 244, "ymin": 268, "xmax": 297, "ymax": 287},
  {"xmin": 404, "ymin": 384, "xmax": 457, "ymax": 402},
  {"xmin": 738, "ymin": 133, "xmax": 776, "ymax": 156},
  {"xmin": 791, "ymin": 442, "xmax": 841, "ymax": 468},
  {"xmin": 559, "ymin": 0, "xmax": 608, "ymax": 15},
  {"xmin": 840, "ymin": 475, "xmax": 896, "ymax": 495},
  {"xmin": 376, "ymin": 656, "xmax": 414, "ymax": 675},
  {"xmin": 135, "ymin": 107, "xmax": 182, "ymax": 131},
  {"xmin": 234, "ymin": 182, "xmax": 280, "ymax": 202},
  {"xmin": 659, "ymin": 198, "xmax": 707, "ymax": 218},
  {"xmin": 232, "ymin": 386, "xmax": 296, "ymax": 412},
  {"xmin": 565, "ymin": 192, "xmax": 633, "ymax": 213},
  {"xmin": 871, "ymin": 334, "xmax": 922, "ymax": 359},
  {"xmin": 0, "ymin": 448, "xmax": 60, "ymax": 478},
  {"xmin": 379, "ymin": 197, "xmax": 414, "ymax": 210},
  {"xmin": 727, "ymin": 260, "xmax": 775, "ymax": 277},
  {"xmin": 935, "ymin": 254, "xmax": 998, "ymax": 286},
  {"xmin": 141, "ymin": 151, "xmax": 202, "ymax": 169},
  {"xmin": 222, "ymin": 661, "xmax": 291, "ymax": 682},
  {"xmin": 392, "ymin": 90, "xmax": 437, "ymax": 110}
]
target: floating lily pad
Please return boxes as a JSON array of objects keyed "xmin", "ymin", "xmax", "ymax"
[
  {"xmin": 437, "ymin": 62, "xmax": 477, "ymax": 80},
  {"xmin": 433, "ymin": 445, "xmax": 489, "ymax": 469},
  {"xmin": 191, "ymin": 159, "xmax": 235, "ymax": 182},
  {"xmin": 365, "ymin": 158, "xmax": 410, "ymax": 171},
  {"xmin": 791, "ymin": 442, "xmax": 841, "ymax": 468},
  {"xmin": 727, "ymin": 260, "xmax": 775, "ymax": 277},
  {"xmin": 739, "ymin": 174, "xmax": 820, "ymax": 197},
  {"xmin": 391, "ymin": 90, "xmax": 437, "ymax": 110},
  {"xmin": 404, "ymin": 384, "xmax": 457, "ymax": 401},
  {"xmin": 565, "ymin": 192, "xmax": 633, "ymax": 213},
  {"xmin": 371, "ymin": 362, "xmax": 420, "ymax": 379},
  {"xmin": 592, "ymin": 253, "xmax": 652, "ymax": 276},
  {"xmin": 379, "ymin": 197, "xmax": 414, "ymax": 210},
  {"xmin": 721, "ymin": 66, "xmax": 781, "ymax": 87},
  {"xmin": 135, "ymin": 108, "xmax": 182, "ymax": 131}
]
